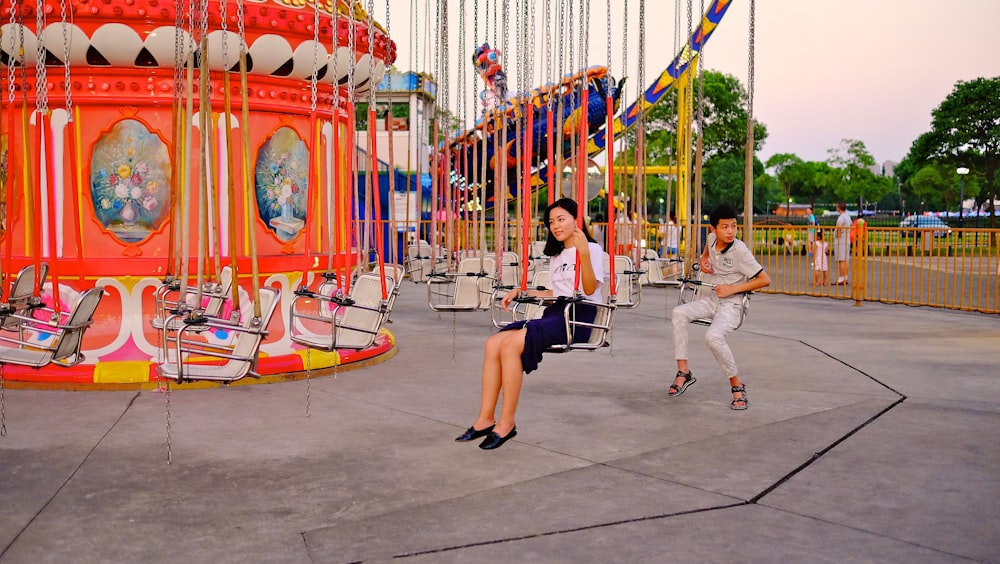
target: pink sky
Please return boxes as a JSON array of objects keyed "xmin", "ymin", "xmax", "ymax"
[{"xmin": 385, "ymin": 0, "xmax": 1000, "ymax": 166}]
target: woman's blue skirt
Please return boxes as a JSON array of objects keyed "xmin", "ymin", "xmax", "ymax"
[{"xmin": 500, "ymin": 299, "xmax": 598, "ymax": 373}]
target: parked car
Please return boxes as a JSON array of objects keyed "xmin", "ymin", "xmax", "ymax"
[{"xmin": 899, "ymin": 216, "xmax": 952, "ymax": 238}]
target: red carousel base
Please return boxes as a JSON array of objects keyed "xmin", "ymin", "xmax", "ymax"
[{"xmin": 0, "ymin": 331, "xmax": 396, "ymax": 391}]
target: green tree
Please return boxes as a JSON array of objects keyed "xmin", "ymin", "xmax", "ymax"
[
  {"xmin": 826, "ymin": 138, "xmax": 893, "ymax": 208},
  {"xmin": 765, "ymin": 153, "xmax": 805, "ymax": 213},
  {"xmin": 899, "ymin": 77, "xmax": 999, "ymax": 222},
  {"xmin": 701, "ymin": 154, "xmax": 768, "ymax": 213},
  {"xmin": 632, "ymin": 69, "xmax": 768, "ymax": 164}
]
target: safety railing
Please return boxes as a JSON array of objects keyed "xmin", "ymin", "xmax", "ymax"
[
  {"xmin": 405, "ymin": 219, "xmax": 1000, "ymax": 314},
  {"xmin": 753, "ymin": 224, "xmax": 1000, "ymax": 313}
]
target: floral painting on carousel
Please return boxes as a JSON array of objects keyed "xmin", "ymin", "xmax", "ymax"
[
  {"xmin": 255, "ymin": 126, "xmax": 309, "ymax": 243},
  {"xmin": 90, "ymin": 119, "xmax": 171, "ymax": 244}
]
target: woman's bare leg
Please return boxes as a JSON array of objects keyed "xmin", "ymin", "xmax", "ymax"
[
  {"xmin": 494, "ymin": 328, "xmax": 527, "ymax": 436},
  {"xmin": 472, "ymin": 332, "xmax": 509, "ymax": 429}
]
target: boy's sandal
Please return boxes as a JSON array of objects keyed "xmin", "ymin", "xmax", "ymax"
[
  {"xmin": 668, "ymin": 371, "xmax": 696, "ymax": 398},
  {"xmin": 730, "ymin": 385, "xmax": 748, "ymax": 410}
]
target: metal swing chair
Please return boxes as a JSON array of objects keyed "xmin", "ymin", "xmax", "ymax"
[
  {"xmin": 288, "ymin": 270, "xmax": 397, "ymax": 352},
  {"xmin": 0, "ymin": 263, "xmax": 49, "ymax": 332},
  {"xmin": 151, "ymin": 265, "xmax": 239, "ymax": 332},
  {"xmin": 0, "ymin": 287, "xmax": 106, "ymax": 368},
  {"xmin": 675, "ymin": 267, "xmax": 753, "ymax": 329},
  {"xmin": 426, "ymin": 254, "xmax": 497, "ymax": 311},
  {"xmin": 640, "ymin": 249, "xmax": 684, "ymax": 287}
]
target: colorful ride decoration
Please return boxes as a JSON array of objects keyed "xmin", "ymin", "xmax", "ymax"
[
  {"xmin": 442, "ymin": 0, "xmax": 733, "ymax": 209},
  {"xmin": 0, "ymin": 0, "xmax": 396, "ymax": 387}
]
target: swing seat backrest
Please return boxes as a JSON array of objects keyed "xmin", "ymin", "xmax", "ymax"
[
  {"xmin": 677, "ymin": 276, "xmax": 752, "ymax": 329},
  {"xmin": 497, "ymin": 252, "xmax": 520, "ymax": 287},
  {"xmin": 0, "ymin": 286, "xmax": 105, "ymax": 368},
  {"xmin": 544, "ymin": 298, "xmax": 616, "ymax": 353},
  {"xmin": 602, "ymin": 255, "xmax": 641, "ymax": 307},
  {"xmin": 641, "ymin": 249, "xmax": 682, "ymax": 287},
  {"xmin": 333, "ymin": 272, "xmax": 394, "ymax": 349},
  {"xmin": 1, "ymin": 263, "xmax": 49, "ymax": 331},
  {"xmin": 157, "ymin": 287, "xmax": 280, "ymax": 382}
]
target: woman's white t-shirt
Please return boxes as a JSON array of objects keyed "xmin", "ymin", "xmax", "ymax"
[{"xmin": 547, "ymin": 243, "xmax": 605, "ymax": 302}]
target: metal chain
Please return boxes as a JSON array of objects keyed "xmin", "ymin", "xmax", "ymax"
[
  {"xmin": 306, "ymin": 2, "xmax": 318, "ymax": 113},
  {"xmin": 366, "ymin": 0, "xmax": 375, "ymax": 108},
  {"xmin": 7, "ymin": 0, "xmax": 19, "ymax": 109},
  {"xmin": 747, "ymin": 0, "xmax": 756, "ymax": 122},
  {"xmin": 35, "ymin": 0, "xmax": 48, "ymax": 114},
  {"xmin": 60, "ymin": 0, "xmax": 73, "ymax": 120},
  {"xmin": 347, "ymin": 2, "xmax": 356, "ymax": 103},
  {"xmin": 1, "ymin": 366, "xmax": 6, "ymax": 436},
  {"xmin": 220, "ymin": 0, "xmax": 228, "ymax": 71},
  {"xmin": 696, "ymin": 0, "xmax": 704, "ymax": 134},
  {"xmin": 174, "ymin": 0, "xmax": 184, "ymax": 108}
]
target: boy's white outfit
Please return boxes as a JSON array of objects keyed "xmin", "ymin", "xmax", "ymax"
[{"xmin": 672, "ymin": 233, "xmax": 763, "ymax": 378}]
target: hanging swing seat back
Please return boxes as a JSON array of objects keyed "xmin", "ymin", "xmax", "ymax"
[
  {"xmin": 151, "ymin": 266, "xmax": 238, "ymax": 332},
  {"xmin": 406, "ymin": 240, "xmax": 448, "ymax": 283},
  {"xmin": 640, "ymin": 249, "xmax": 683, "ymax": 287},
  {"xmin": 541, "ymin": 296, "xmax": 616, "ymax": 353},
  {"xmin": 676, "ymin": 275, "xmax": 752, "ymax": 329},
  {"xmin": 0, "ymin": 286, "xmax": 106, "ymax": 368},
  {"xmin": 602, "ymin": 254, "xmax": 642, "ymax": 309},
  {"xmin": 496, "ymin": 251, "xmax": 521, "ymax": 288},
  {"xmin": 491, "ymin": 269, "xmax": 550, "ymax": 328},
  {"xmin": 289, "ymin": 272, "xmax": 395, "ymax": 352},
  {"xmin": 1, "ymin": 263, "xmax": 50, "ymax": 332},
  {"xmin": 156, "ymin": 286, "xmax": 280, "ymax": 383},
  {"xmin": 427, "ymin": 256, "xmax": 496, "ymax": 311}
]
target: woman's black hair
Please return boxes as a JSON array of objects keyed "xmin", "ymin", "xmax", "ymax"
[{"xmin": 542, "ymin": 197, "xmax": 596, "ymax": 257}]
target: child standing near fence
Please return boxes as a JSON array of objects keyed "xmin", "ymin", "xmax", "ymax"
[{"xmin": 813, "ymin": 229, "xmax": 829, "ymax": 286}]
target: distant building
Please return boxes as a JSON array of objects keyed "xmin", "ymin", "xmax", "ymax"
[
  {"xmin": 772, "ymin": 203, "xmax": 813, "ymax": 217},
  {"xmin": 354, "ymin": 70, "xmax": 437, "ymax": 173}
]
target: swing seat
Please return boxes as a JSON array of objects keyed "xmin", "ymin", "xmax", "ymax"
[
  {"xmin": 157, "ymin": 287, "xmax": 280, "ymax": 383},
  {"xmin": 639, "ymin": 249, "xmax": 683, "ymax": 287},
  {"xmin": 406, "ymin": 241, "xmax": 448, "ymax": 283},
  {"xmin": 676, "ymin": 276, "xmax": 752, "ymax": 329},
  {"xmin": 491, "ymin": 269, "xmax": 549, "ymax": 328},
  {"xmin": 151, "ymin": 266, "xmax": 238, "ymax": 332},
  {"xmin": 0, "ymin": 287, "xmax": 105, "ymax": 368},
  {"xmin": 427, "ymin": 256, "xmax": 496, "ymax": 312},
  {"xmin": 0, "ymin": 263, "xmax": 49, "ymax": 332},
  {"xmin": 541, "ymin": 296, "xmax": 616, "ymax": 353},
  {"xmin": 289, "ymin": 272, "xmax": 396, "ymax": 352},
  {"xmin": 602, "ymin": 254, "xmax": 642, "ymax": 309}
]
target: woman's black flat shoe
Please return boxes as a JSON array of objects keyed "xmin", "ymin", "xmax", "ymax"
[
  {"xmin": 455, "ymin": 424, "xmax": 495, "ymax": 442},
  {"xmin": 479, "ymin": 427, "xmax": 517, "ymax": 450}
]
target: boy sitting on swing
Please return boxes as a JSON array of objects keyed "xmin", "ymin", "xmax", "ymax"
[{"xmin": 668, "ymin": 204, "xmax": 771, "ymax": 410}]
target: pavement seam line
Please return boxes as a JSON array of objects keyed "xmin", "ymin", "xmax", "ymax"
[
  {"xmin": 0, "ymin": 391, "xmax": 141, "ymax": 560},
  {"xmin": 392, "ymin": 502, "xmax": 746, "ymax": 559},
  {"xmin": 748, "ymin": 396, "xmax": 905, "ymax": 504},
  {"xmin": 757, "ymin": 503, "xmax": 986, "ymax": 562}
]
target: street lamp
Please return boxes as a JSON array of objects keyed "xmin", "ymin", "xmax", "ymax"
[{"xmin": 956, "ymin": 167, "xmax": 969, "ymax": 230}]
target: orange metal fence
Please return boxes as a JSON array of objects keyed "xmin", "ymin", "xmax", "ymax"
[{"xmin": 396, "ymin": 220, "xmax": 1000, "ymax": 314}]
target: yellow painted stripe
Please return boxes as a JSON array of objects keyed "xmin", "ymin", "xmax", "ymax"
[
  {"xmin": 93, "ymin": 361, "xmax": 152, "ymax": 383},
  {"xmin": 296, "ymin": 348, "xmax": 341, "ymax": 370}
]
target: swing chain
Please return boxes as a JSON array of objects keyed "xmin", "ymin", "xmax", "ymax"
[
  {"xmin": 60, "ymin": 0, "xmax": 73, "ymax": 121},
  {"xmin": 35, "ymin": 0, "xmax": 48, "ymax": 115},
  {"xmin": 7, "ymin": 0, "xmax": 18, "ymax": 108},
  {"xmin": 0, "ymin": 365, "xmax": 7, "ymax": 436}
]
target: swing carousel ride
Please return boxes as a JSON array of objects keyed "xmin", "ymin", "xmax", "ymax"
[
  {"xmin": 0, "ymin": 0, "xmax": 397, "ymax": 387},
  {"xmin": 0, "ymin": 0, "xmax": 736, "ymax": 388}
]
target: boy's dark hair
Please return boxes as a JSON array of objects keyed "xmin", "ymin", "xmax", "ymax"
[
  {"xmin": 816, "ymin": 229, "xmax": 824, "ymax": 239},
  {"xmin": 543, "ymin": 198, "xmax": 596, "ymax": 256},
  {"xmin": 708, "ymin": 204, "xmax": 739, "ymax": 228}
]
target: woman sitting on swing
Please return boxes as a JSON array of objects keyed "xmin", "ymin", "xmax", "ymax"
[{"xmin": 455, "ymin": 198, "xmax": 605, "ymax": 450}]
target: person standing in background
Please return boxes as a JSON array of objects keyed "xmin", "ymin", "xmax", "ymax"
[{"xmin": 834, "ymin": 202, "xmax": 851, "ymax": 285}]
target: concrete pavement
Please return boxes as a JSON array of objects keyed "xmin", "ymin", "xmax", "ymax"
[{"xmin": 1, "ymin": 283, "xmax": 998, "ymax": 563}]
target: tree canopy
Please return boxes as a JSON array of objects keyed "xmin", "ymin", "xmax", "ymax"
[{"xmin": 897, "ymin": 76, "xmax": 999, "ymax": 220}]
